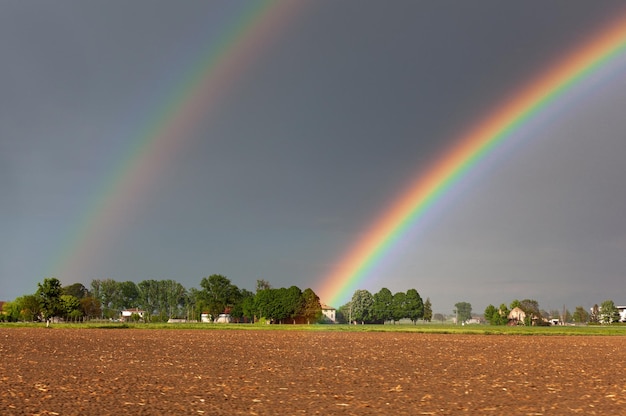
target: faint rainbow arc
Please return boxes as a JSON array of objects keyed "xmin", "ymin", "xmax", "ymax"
[
  {"xmin": 52, "ymin": 1, "xmax": 305, "ymax": 281},
  {"xmin": 319, "ymin": 14, "xmax": 626, "ymax": 307}
]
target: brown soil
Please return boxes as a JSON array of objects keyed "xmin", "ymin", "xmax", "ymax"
[{"xmin": 1, "ymin": 328, "xmax": 625, "ymax": 415}]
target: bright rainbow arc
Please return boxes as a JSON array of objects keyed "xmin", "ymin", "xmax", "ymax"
[
  {"xmin": 52, "ymin": 1, "xmax": 304, "ymax": 280},
  {"xmin": 319, "ymin": 14, "xmax": 626, "ymax": 307}
]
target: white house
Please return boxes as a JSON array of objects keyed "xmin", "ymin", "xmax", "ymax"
[
  {"xmin": 321, "ymin": 304, "xmax": 336, "ymax": 323},
  {"xmin": 121, "ymin": 308, "xmax": 145, "ymax": 321}
]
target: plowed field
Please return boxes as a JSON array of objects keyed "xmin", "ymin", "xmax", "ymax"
[{"xmin": 1, "ymin": 328, "xmax": 625, "ymax": 415}]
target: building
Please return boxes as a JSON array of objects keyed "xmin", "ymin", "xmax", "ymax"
[
  {"xmin": 121, "ymin": 308, "xmax": 145, "ymax": 321},
  {"xmin": 321, "ymin": 304, "xmax": 336, "ymax": 323}
]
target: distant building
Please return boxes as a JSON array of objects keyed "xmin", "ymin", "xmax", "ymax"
[
  {"xmin": 321, "ymin": 304, "xmax": 336, "ymax": 323},
  {"xmin": 507, "ymin": 307, "xmax": 526, "ymax": 325},
  {"xmin": 215, "ymin": 313, "xmax": 232, "ymax": 323},
  {"xmin": 121, "ymin": 308, "xmax": 145, "ymax": 321}
]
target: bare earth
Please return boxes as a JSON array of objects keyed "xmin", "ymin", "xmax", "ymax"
[{"xmin": 1, "ymin": 328, "xmax": 625, "ymax": 415}]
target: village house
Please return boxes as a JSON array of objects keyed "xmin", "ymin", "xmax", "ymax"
[
  {"xmin": 120, "ymin": 308, "xmax": 145, "ymax": 322},
  {"xmin": 507, "ymin": 307, "xmax": 526, "ymax": 325},
  {"xmin": 321, "ymin": 304, "xmax": 336, "ymax": 323}
]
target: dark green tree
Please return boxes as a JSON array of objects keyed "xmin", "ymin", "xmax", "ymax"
[
  {"xmin": 301, "ymin": 288, "xmax": 322, "ymax": 324},
  {"xmin": 572, "ymin": 306, "xmax": 589, "ymax": 323},
  {"xmin": 405, "ymin": 289, "xmax": 424, "ymax": 324},
  {"xmin": 371, "ymin": 288, "xmax": 393, "ymax": 323},
  {"xmin": 37, "ymin": 277, "xmax": 63, "ymax": 326},
  {"xmin": 117, "ymin": 281, "xmax": 140, "ymax": 310},
  {"xmin": 391, "ymin": 292, "xmax": 407, "ymax": 323},
  {"xmin": 423, "ymin": 297, "xmax": 433, "ymax": 322},
  {"xmin": 484, "ymin": 304, "xmax": 498, "ymax": 325},
  {"xmin": 199, "ymin": 274, "xmax": 238, "ymax": 319},
  {"xmin": 62, "ymin": 283, "xmax": 89, "ymax": 299}
]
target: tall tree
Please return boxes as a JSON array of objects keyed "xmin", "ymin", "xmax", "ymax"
[
  {"xmin": 405, "ymin": 289, "xmax": 424, "ymax": 324},
  {"xmin": 572, "ymin": 306, "xmax": 589, "ymax": 323},
  {"xmin": 37, "ymin": 277, "xmax": 63, "ymax": 326},
  {"xmin": 350, "ymin": 290, "xmax": 373, "ymax": 324},
  {"xmin": 62, "ymin": 283, "xmax": 89, "ymax": 299},
  {"xmin": 117, "ymin": 281, "xmax": 140, "ymax": 310},
  {"xmin": 484, "ymin": 304, "xmax": 498, "ymax": 325},
  {"xmin": 423, "ymin": 297, "xmax": 433, "ymax": 322},
  {"xmin": 599, "ymin": 299, "xmax": 620, "ymax": 324},
  {"xmin": 391, "ymin": 292, "xmax": 407, "ymax": 323},
  {"xmin": 200, "ymin": 274, "xmax": 239, "ymax": 318},
  {"xmin": 301, "ymin": 288, "xmax": 322, "ymax": 324},
  {"xmin": 60, "ymin": 295, "xmax": 82, "ymax": 321},
  {"xmin": 371, "ymin": 288, "xmax": 393, "ymax": 323},
  {"xmin": 454, "ymin": 301, "xmax": 472, "ymax": 324}
]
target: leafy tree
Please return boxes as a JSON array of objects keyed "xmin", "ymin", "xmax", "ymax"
[
  {"xmin": 256, "ymin": 279, "xmax": 272, "ymax": 292},
  {"xmin": 116, "ymin": 281, "xmax": 140, "ymax": 310},
  {"xmin": 371, "ymin": 288, "xmax": 393, "ymax": 323},
  {"xmin": 572, "ymin": 306, "xmax": 589, "ymax": 323},
  {"xmin": 599, "ymin": 300, "xmax": 620, "ymax": 324},
  {"xmin": 80, "ymin": 296, "xmax": 101, "ymax": 320},
  {"xmin": 391, "ymin": 292, "xmax": 407, "ymax": 323},
  {"xmin": 433, "ymin": 313, "xmax": 445, "ymax": 323},
  {"xmin": 284, "ymin": 286, "xmax": 304, "ymax": 324},
  {"xmin": 484, "ymin": 304, "xmax": 498, "ymax": 325},
  {"xmin": 200, "ymin": 274, "xmax": 239, "ymax": 318},
  {"xmin": 37, "ymin": 277, "xmax": 63, "ymax": 325},
  {"xmin": 497, "ymin": 303, "xmax": 510, "ymax": 325},
  {"xmin": 336, "ymin": 302, "xmax": 351, "ymax": 324},
  {"xmin": 484, "ymin": 303, "xmax": 509, "ymax": 325},
  {"xmin": 301, "ymin": 288, "xmax": 322, "ymax": 324},
  {"xmin": 62, "ymin": 283, "xmax": 89, "ymax": 299},
  {"xmin": 423, "ymin": 297, "xmax": 433, "ymax": 322},
  {"xmin": 350, "ymin": 289, "xmax": 373, "ymax": 324},
  {"xmin": 405, "ymin": 289, "xmax": 424, "ymax": 324},
  {"xmin": 454, "ymin": 302, "xmax": 472, "ymax": 324},
  {"xmin": 60, "ymin": 295, "xmax": 82, "ymax": 320},
  {"xmin": 137, "ymin": 279, "xmax": 161, "ymax": 320},
  {"xmin": 2, "ymin": 300, "xmax": 21, "ymax": 322}
]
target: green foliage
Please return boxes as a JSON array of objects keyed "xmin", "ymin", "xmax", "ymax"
[
  {"xmin": 405, "ymin": 289, "xmax": 424, "ymax": 324},
  {"xmin": 37, "ymin": 277, "xmax": 63, "ymax": 322},
  {"xmin": 301, "ymin": 288, "xmax": 322, "ymax": 324},
  {"xmin": 423, "ymin": 297, "xmax": 433, "ymax": 322},
  {"xmin": 62, "ymin": 283, "xmax": 89, "ymax": 299},
  {"xmin": 454, "ymin": 301, "xmax": 472, "ymax": 323},
  {"xmin": 350, "ymin": 289, "xmax": 374, "ymax": 324},
  {"xmin": 391, "ymin": 292, "xmax": 407, "ymax": 322},
  {"xmin": 371, "ymin": 288, "xmax": 393, "ymax": 323},
  {"xmin": 60, "ymin": 295, "xmax": 81, "ymax": 319},
  {"xmin": 200, "ymin": 274, "xmax": 239, "ymax": 318},
  {"xmin": 572, "ymin": 306, "xmax": 589, "ymax": 323},
  {"xmin": 599, "ymin": 300, "xmax": 620, "ymax": 324}
]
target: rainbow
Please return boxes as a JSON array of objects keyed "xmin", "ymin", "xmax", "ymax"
[
  {"xmin": 318, "ymin": 13, "xmax": 626, "ymax": 307},
  {"xmin": 51, "ymin": 1, "xmax": 305, "ymax": 281}
]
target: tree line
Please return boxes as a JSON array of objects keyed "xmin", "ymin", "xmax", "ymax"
[
  {"xmin": 335, "ymin": 288, "xmax": 432, "ymax": 324},
  {"xmin": 484, "ymin": 298, "xmax": 624, "ymax": 325},
  {"xmin": 0, "ymin": 276, "xmax": 323, "ymax": 324}
]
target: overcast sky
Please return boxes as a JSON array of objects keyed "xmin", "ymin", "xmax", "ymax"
[{"xmin": 2, "ymin": 0, "xmax": 626, "ymax": 314}]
